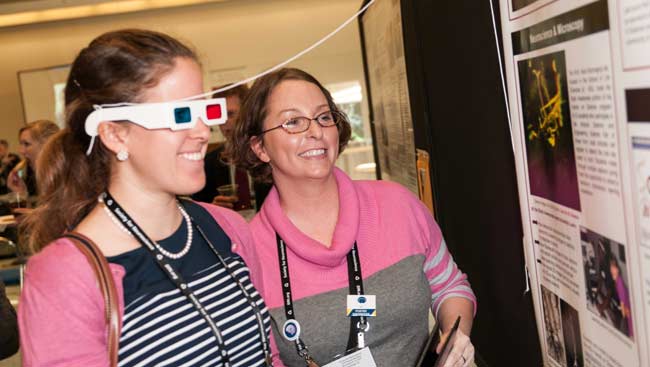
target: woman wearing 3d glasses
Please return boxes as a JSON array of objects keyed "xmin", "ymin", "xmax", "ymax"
[
  {"xmin": 18, "ymin": 29, "xmax": 276, "ymax": 366},
  {"xmin": 227, "ymin": 68, "xmax": 477, "ymax": 367}
]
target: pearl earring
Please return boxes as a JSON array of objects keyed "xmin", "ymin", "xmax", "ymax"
[{"xmin": 116, "ymin": 150, "xmax": 129, "ymax": 161}]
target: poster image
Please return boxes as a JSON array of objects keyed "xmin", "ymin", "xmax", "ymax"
[
  {"xmin": 560, "ymin": 300, "xmax": 584, "ymax": 367},
  {"xmin": 581, "ymin": 228, "xmax": 634, "ymax": 339},
  {"xmin": 541, "ymin": 286, "xmax": 566, "ymax": 364},
  {"xmin": 518, "ymin": 50, "xmax": 581, "ymax": 211}
]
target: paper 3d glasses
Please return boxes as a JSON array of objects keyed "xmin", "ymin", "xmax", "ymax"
[{"xmin": 85, "ymin": 97, "xmax": 228, "ymax": 137}]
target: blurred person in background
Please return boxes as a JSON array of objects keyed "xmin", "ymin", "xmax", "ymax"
[
  {"xmin": 193, "ymin": 84, "xmax": 271, "ymax": 211},
  {"xmin": 7, "ymin": 120, "xmax": 60, "ymax": 200},
  {"xmin": 0, "ymin": 278, "xmax": 18, "ymax": 360},
  {"xmin": 0, "ymin": 140, "xmax": 8, "ymax": 160},
  {"xmin": 0, "ymin": 139, "xmax": 20, "ymax": 195}
]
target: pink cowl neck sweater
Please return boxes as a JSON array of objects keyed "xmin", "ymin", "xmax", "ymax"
[{"xmin": 236, "ymin": 168, "xmax": 476, "ymax": 366}]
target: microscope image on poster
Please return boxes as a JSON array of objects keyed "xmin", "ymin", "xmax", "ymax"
[
  {"xmin": 541, "ymin": 286, "xmax": 566, "ymax": 365},
  {"xmin": 518, "ymin": 50, "xmax": 580, "ymax": 211},
  {"xmin": 560, "ymin": 299, "xmax": 584, "ymax": 367},
  {"xmin": 581, "ymin": 228, "xmax": 634, "ymax": 339}
]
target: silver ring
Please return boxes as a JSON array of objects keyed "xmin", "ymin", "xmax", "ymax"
[{"xmin": 356, "ymin": 320, "xmax": 370, "ymax": 331}]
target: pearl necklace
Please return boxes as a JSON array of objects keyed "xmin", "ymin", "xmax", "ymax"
[{"xmin": 97, "ymin": 196, "xmax": 194, "ymax": 260}]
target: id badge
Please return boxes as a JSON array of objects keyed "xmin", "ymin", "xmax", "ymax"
[
  {"xmin": 322, "ymin": 347, "xmax": 377, "ymax": 367},
  {"xmin": 346, "ymin": 295, "xmax": 376, "ymax": 317}
]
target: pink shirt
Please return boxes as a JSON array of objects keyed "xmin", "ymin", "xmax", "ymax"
[
  {"xmin": 237, "ymin": 168, "xmax": 476, "ymax": 364},
  {"xmin": 18, "ymin": 203, "xmax": 270, "ymax": 367}
]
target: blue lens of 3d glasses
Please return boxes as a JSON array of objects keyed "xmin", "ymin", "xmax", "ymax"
[{"xmin": 174, "ymin": 107, "xmax": 192, "ymax": 124}]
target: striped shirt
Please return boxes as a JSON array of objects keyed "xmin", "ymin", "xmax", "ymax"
[{"xmin": 109, "ymin": 201, "xmax": 271, "ymax": 367}]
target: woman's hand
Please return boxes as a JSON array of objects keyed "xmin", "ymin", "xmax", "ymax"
[
  {"xmin": 211, "ymin": 195, "xmax": 238, "ymax": 209},
  {"xmin": 7, "ymin": 171, "xmax": 27, "ymax": 197},
  {"xmin": 437, "ymin": 328, "xmax": 474, "ymax": 367},
  {"xmin": 436, "ymin": 297, "xmax": 475, "ymax": 367}
]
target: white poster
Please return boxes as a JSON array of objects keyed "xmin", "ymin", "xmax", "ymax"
[{"xmin": 499, "ymin": 0, "xmax": 650, "ymax": 365}]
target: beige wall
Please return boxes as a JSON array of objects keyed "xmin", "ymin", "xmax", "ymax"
[{"xmin": 0, "ymin": 0, "xmax": 366, "ymax": 150}]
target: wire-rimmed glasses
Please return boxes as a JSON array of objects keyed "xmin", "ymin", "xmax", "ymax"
[{"xmin": 258, "ymin": 110, "xmax": 342, "ymax": 136}]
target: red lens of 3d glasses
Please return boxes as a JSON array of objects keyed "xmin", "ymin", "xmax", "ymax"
[{"xmin": 206, "ymin": 103, "xmax": 222, "ymax": 121}]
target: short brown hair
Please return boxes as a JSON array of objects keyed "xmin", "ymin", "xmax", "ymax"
[
  {"xmin": 212, "ymin": 83, "xmax": 249, "ymax": 102},
  {"xmin": 226, "ymin": 68, "xmax": 351, "ymax": 183}
]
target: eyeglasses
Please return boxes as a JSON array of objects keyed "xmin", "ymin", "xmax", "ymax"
[
  {"xmin": 259, "ymin": 110, "xmax": 342, "ymax": 135},
  {"xmin": 84, "ymin": 97, "xmax": 228, "ymax": 137}
]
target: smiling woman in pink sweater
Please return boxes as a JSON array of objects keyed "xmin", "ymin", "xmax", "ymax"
[{"xmin": 228, "ymin": 68, "xmax": 476, "ymax": 367}]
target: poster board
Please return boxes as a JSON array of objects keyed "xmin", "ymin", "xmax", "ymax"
[
  {"xmin": 499, "ymin": 0, "xmax": 650, "ymax": 365},
  {"xmin": 359, "ymin": 0, "xmax": 418, "ymax": 194}
]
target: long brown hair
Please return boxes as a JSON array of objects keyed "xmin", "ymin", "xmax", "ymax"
[
  {"xmin": 19, "ymin": 120, "xmax": 60, "ymax": 146},
  {"xmin": 21, "ymin": 29, "xmax": 197, "ymax": 254},
  {"xmin": 226, "ymin": 68, "xmax": 351, "ymax": 183}
]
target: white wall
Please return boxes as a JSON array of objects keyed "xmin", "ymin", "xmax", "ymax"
[{"xmin": 0, "ymin": 0, "xmax": 366, "ymax": 149}]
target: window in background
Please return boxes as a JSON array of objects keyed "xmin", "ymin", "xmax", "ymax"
[
  {"xmin": 17, "ymin": 65, "xmax": 70, "ymax": 128},
  {"xmin": 329, "ymin": 81, "xmax": 376, "ymax": 181},
  {"xmin": 54, "ymin": 82, "xmax": 66, "ymax": 127}
]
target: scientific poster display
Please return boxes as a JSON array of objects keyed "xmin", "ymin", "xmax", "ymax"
[
  {"xmin": 499, "ymin": 0, "xmax": 650, "ymax": 365},
  {"xmin": 360, "ymin": 0, "xmax": 418, "ymax": 193}
]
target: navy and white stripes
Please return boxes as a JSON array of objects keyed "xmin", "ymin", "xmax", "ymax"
[{"xmin": 117, "ymin": 258, "xmax": 271, "ymax": 367}]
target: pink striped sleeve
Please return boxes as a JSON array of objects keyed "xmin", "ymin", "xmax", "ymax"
[{"xmin": 417, "ymin": 202, "xmax": 477, "ymax": 317}]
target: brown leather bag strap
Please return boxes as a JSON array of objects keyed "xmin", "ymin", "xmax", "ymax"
[{"xmin": 63, "ymin": 232, "xmax": 121, "ymax": 367}]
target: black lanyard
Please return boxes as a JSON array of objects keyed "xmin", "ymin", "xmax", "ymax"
[
  {"xmin": 102, "ymin": 192, "xmax": 272, "ymax": 367},
  {"xmin": 276, "ymin": 233, "xmax": 368, "ymax": 363}
]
